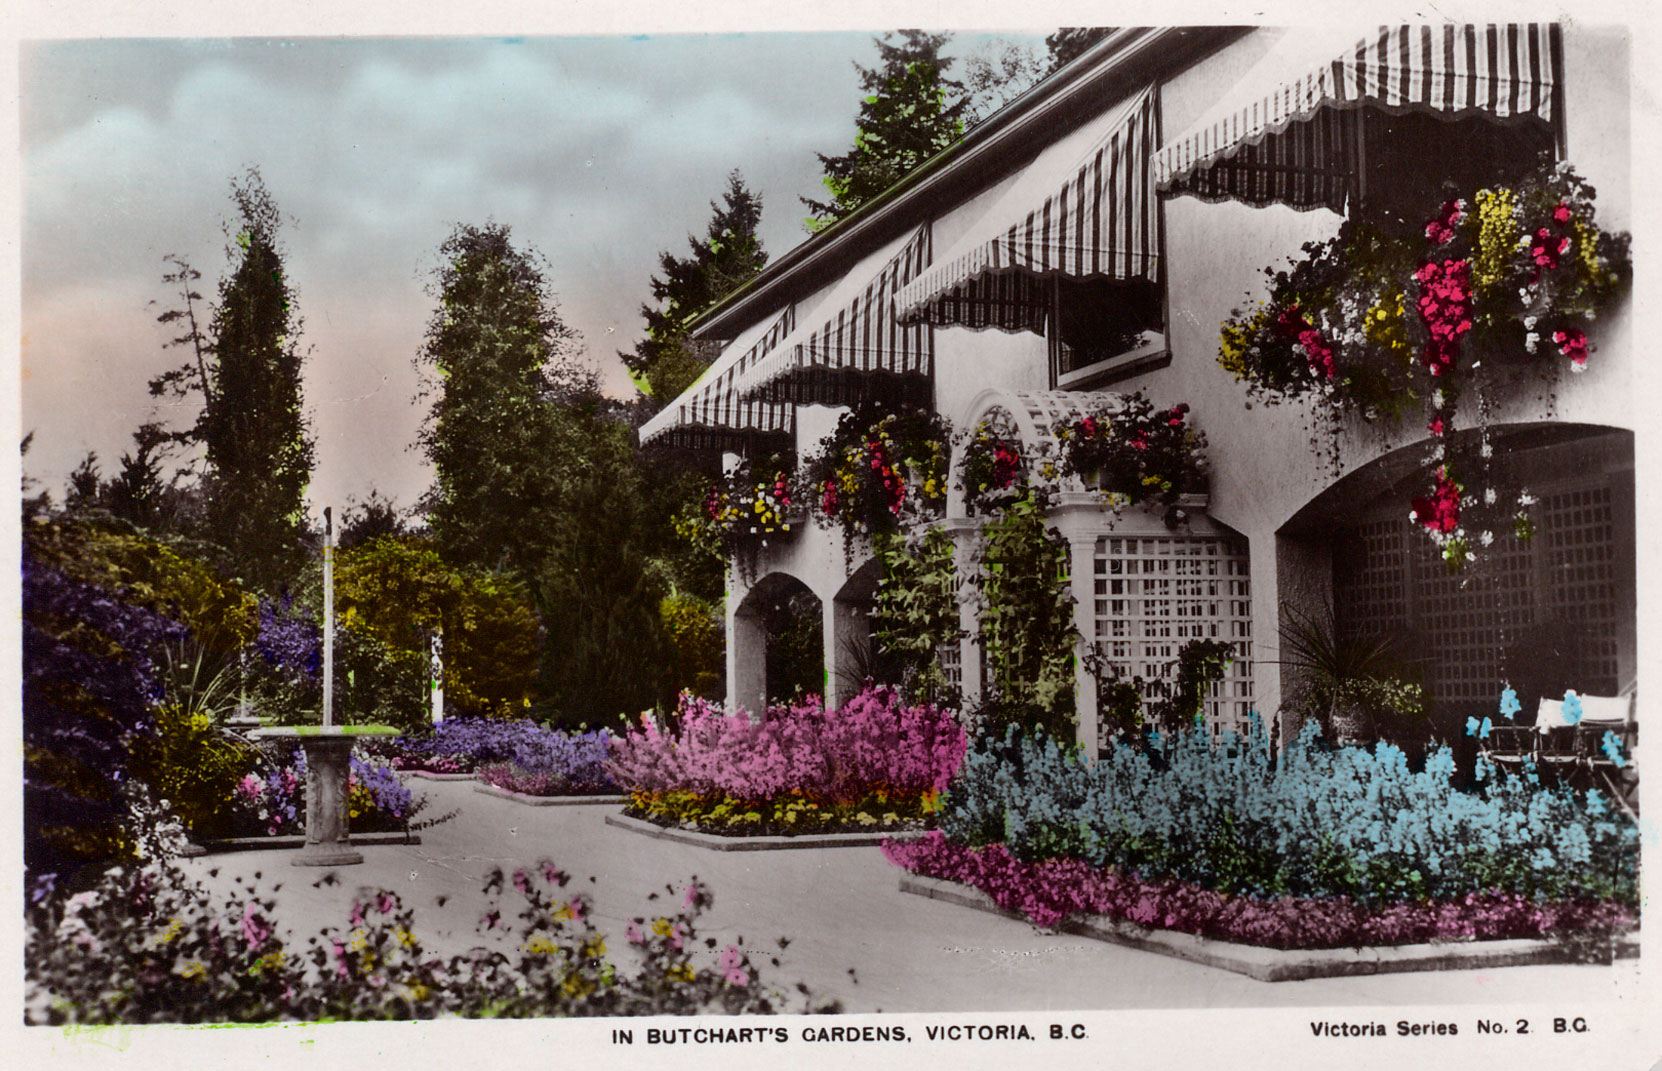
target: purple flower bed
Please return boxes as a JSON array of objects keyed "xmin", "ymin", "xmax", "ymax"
[{"xmin": 884, "ymin": 832, "xmax": 1634, "ymax": 949}]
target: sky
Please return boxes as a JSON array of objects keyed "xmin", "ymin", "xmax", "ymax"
[{"xmin": 19, "ymin": 29, "xmax": 1051, "ymax": 517}]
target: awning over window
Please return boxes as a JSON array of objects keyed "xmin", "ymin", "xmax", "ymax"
[
  {"xmin": 637, "ymin": 304, "xmax": 796, "ymax": 450},
  {"xmin": 1154, "ymin": 24, "xmax": 1560, "ymax": 213},
  {"xmin": 738, "ymin": 224, "xmax": 933, "ymax": 407},
  {"xmin": 894, "ymin": 86, "xmax": 1158, "ymax": 333}
]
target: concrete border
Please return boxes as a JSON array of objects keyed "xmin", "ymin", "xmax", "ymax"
[
  {"xmin": 190, "ymin": 831, "xmax": 420, "ymax": 855},
  {"xmin": 405, "ymin": 770, "xmax": 477, "ymax": 782},
  {"xmin": 899, "ymin": 873, "xmax": 1640, "ymax": 982},
  {"xmin": 472, "ymin": 783, "xmax": 626, "ymax": 807},
  {"xmin": 604, "ymin": 811, "xmax": 925, "ymax": 851}
]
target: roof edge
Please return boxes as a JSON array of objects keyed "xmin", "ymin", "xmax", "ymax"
[{"xmin": 690, "ymin": 25, "xmax": 1251, "ymax": 342}]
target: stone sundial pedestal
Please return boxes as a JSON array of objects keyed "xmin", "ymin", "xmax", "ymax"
[{"xmin": 248, "ymin": 725, "xmax": 399, "ymax": 866}]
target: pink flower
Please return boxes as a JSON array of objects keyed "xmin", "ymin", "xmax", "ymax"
[
  {"xmin": 349, "ymin": 901, "xmax": 365, "ymax": 927},
  {"xmin": 625, "ymin": 921, "xmax": 644, "ymax": 945},
  {"xmin": 1411, "ymin": 468, "xmax": 1462, "ymax": 533},
  {"xmin": 1553, "ymin": 201, "xmax": 1572, "ymax": 224},
  {"xmin": 724, "ymin": 967, "xmax": 749, "ymax": 986},
  {"xmin": 719, "ymin": 945, "xmax": 743, "ymax": 972},
  {"xmin": 541, "ymin": 861, "xmax": 563, "ymax": 885},
  {"xmin": 377, "ymin": 892, "xmax": 395, "ymax": 915},
  {"xmin": 683, "ymin": 882, "xmax": 699, "ymax": 909},
  {"xmin": 241, "ymin": 902, "xmax": 272, "ymax": 951},
  {"xmin": 512, "ymin": 868, "xmax": 530, "ymax": 895}
]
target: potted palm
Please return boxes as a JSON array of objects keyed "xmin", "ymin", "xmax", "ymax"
[{"xmin": 1277, "ymin": 602, "xmax": 1428, "ymax": 747}]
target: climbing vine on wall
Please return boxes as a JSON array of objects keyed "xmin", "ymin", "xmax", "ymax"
[
  {"xmin": 871, "ymin": 527, "xmax": 961, "ymax": 707},
  {"xmin": 974, "ymin": 497, "xmax": 1076, "ymax": 742}
]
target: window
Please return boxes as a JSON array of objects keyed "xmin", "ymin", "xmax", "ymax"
[{"xmin": 1049, "ymin": 276, "xmax": 1167, "ymax": 388}]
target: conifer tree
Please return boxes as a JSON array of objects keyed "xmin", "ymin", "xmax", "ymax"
[
  {"xmin": 623, "ymin": 170, "xmax": 767, "ymax": 403},
  {"xmin": 803, "ymin": 30, "xmax": 966, "ymax": 233}
]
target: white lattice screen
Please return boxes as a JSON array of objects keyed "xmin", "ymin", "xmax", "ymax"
[
  {"xmin": 1092, "ymin": 533, "xmax": 1254, "ymax": 736},
  {"xmin": 936, "ymin": 640, "xmax": 962, "ymax": 692},
  {"xmin": 1334, "ymin": 439, "xmax": 1629, "ymax": 712}
]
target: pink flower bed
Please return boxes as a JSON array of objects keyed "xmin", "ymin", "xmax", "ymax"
[
  {"xmin": 883, "ymin": 832, "xmax": 1634, "ymax": 950},
  {"xmin": 605, "ymin": 686, "xmax": 966, "ymax": 806}
]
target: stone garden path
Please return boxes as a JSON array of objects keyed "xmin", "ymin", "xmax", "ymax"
[{"xmin": 183, "ymin": 778, "xmax": 1643, "ymax": 1014}]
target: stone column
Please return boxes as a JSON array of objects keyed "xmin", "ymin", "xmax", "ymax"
[
  {"xmin": 943, "ymin": 517, "xmax": 983, "ymax": 709},
  {"xmin": 827, "ymin": 595, "xmax": 870, "ymax": 710},
  {"xmin": 1049, "ymin": 497, "xmax": 1104, "ymax": 758},
  {"xmin": 295, "ymin": 736, "xmax": 362, "ymax": 867},
  {"xmin": 726, "ymin": 601, "xmax": 768, "ymax": 718}
]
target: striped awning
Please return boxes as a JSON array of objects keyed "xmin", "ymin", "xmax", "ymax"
[
  {"xmin": 1155, "ymin": 24, "xmax": 1560, "ymax": 212},
  {"xmin": 738, "ymin": 224, "xmax": 933, "ymax": 407},
  {"xmin": 637, "ymin": 304, "xmax": 796, "ymax": 450},
  {"xmin": 895, "ymin": 86, "xmax": 1158, "ymax": 333}
]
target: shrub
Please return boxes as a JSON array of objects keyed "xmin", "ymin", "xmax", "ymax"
[
  {"xmin": 937, "ymin": 718, "xmax": 1637, "ymax": 907},
  {"xmin": 26, "ymin": 800, "xmax": 833, "ymax": 1022},
  {"xmin": 225, "ymin": 747, "xmax": 421, "ymax": 838},
  {"xmin": 606, "ymin": 686, "xmax": 967, "ymax": 831}
]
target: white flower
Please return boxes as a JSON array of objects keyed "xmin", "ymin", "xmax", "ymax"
[
  {"xmin": 1481, "ymin": 530, "xmax": 1495, "ymax": 546},
  {"xmin": 1523, "ymin": 315, "xmax": 1537, "ymax": 329},
  {"xmin": 1525, "ymin": 332, "xmax": 1539, "ymax": 354},
  {"xmin": 1432, "ymin": 390, "xmax": 1445, "ymax": 408},
  {"xmin": 1484, "ymin": 487, "xmax": 1497, "ymax": 505},
  {"xmin": 1480, "ymin": 441, "xmax": 1493, "ymax": 458},
  {"xmin": 1519, "ymin": 491, "xmax": 1537, "ymax": 506},
  {"xmin": 1570, "ymin": 360, "xmax": 1587, "ymax": 373}
]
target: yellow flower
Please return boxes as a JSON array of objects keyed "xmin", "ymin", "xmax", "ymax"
[
  {"xmin": 393, "ymin": 927, "xmax": 415, "ymax": 949},
  {"xmin": 651, "ymin": 917, "xmax": 674, "ymax": 938},
  {"xmin": 581, "ymin": 936, "xmax": 607, "ymax": 959},
  {"xmin": 179, "ymin": 960, "xmax": 205, "ymax": 980},
  {"xmin": 666, "ymin": 963, "xmax": 696, "ymax": 983},
  {"xmin": 561, "ymin": 972, "xmax": 595, "ymax": 998},
  {"xmin": 523, "ymin": 934, "xmax": 561, "ymax": 955}
]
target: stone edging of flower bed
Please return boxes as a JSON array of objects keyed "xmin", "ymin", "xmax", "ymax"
[
  {"xmin": 605, "ymin": 812, "xmax": 926, "ymax": 851},
  {"xmin": 184, "ymin": 831, "xmax": 421, "ymax": 856},
  {"xmin": 473, "ymin": 783, "xmax": 626, "ymax": 807},
  {"xmin": 405, "ymin": 771, "xmax": 478, "ymax": 782},
  {"xmin": 899, "ymin": 874, "xmax": 1639, "ymax": 982}
]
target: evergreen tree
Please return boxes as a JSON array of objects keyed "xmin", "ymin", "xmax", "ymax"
[
  {"xmin": 415, "ymin": 222, "xmax": 578, "ymax": 578},
  {"xmin": 623, "ymin": 170, "xmax": 767, "ymax": 403},
  {"xmin": 803, "ymin": 30, "xmax": 967, "ymax": 233},
  {"xmin": 103, "ymin": 423, "xmax": 172, "ymax": 529},
  {"xmin": 1045, "ymin": 28, "xmax": 1115, "ymax": 74},
  {"xmin": 65, "ymin": 451, "xmax": 102, "ymax": 512},
  {"xmin": 149, "ymin": 169, "xmax": 315, "ymax": 589}
]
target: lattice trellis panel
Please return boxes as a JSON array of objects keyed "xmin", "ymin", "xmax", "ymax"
[
  {"xmin": 1092, "ymin": 533, "xmax": 1254, "ymax": 736},
  {"xmin": 1542, "ymin": 484, "xmax": 1621, "ymax": 694},
  {"xmin": 936, "ymin": 641, "xmax": 962, "ymax": 692},
  {"xmin": 1334, "ymin": 465, "xmax": 1626, "ymax": 712}
]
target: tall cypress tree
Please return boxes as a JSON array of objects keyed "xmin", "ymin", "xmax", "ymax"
[
  {"xmin": 416, "ymin": 222, "xmax": 578, "ymax": 578},
  {"xmin": 196, "ymin": 170, "xmax": 315, "ymax": 589},
  {"xmin": 623, "ymin": 170, "xmax": 767, "ymax": 403},
  {"xmin": 803, "ymin": 30, "xmax": 967, "ymax": 233}
]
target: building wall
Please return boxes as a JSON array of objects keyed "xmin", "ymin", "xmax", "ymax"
[{"xmin": 725, "ymin": 24, "xmax": 1633, "ymax": 734}]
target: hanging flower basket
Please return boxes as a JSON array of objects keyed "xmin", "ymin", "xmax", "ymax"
[
  {"xmin": 955, "ymin": 410, "xmax": 1037, "ymax": 517},
  {"xmin": 693, "ymin": 453, "xmax": 804, "ymax": 560},
  {"xmin": 1052, "ymin": 392, "xmax": 1209, "ymax": 526},
  {"xmin": 1217, "ymin": 162, "xmax": 1630, "ymax": 569},
  {"xmin": 802, "ymin": 400, "xmax": 950, "ymax": 543}
]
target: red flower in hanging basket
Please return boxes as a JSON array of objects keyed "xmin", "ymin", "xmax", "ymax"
[{"xmin": 1411, "ymin": 468, "xmax": 1462, "ymax": 533}]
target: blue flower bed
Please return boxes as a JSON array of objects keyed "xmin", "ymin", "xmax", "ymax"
[
  {"xmin": 941, "ymin": 717, "xmax": 1636, "ymax": 908},
  {"xmin": 387, "ymin": 719, "xmax": 616, "ymax": 794}
]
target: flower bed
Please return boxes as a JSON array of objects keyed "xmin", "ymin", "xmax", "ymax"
[
  {"xmin": 885, "ymin": 833, "xmax": 1632, "ymax": 949},
  {"xmin": 26, "ymin": 811, "xmax": 830, "ymax": 1023},
  {"xmin": 374, "ymin": 717, "xmax": 591, "ymax": 776},
  {"xmin": 605, "ymin": 686, "xmax": 967, "ymax": 837},
  {"xmin": 892, "ymin": 710, "xmax": 1638, "ymax": 946},
  {"xmin": 472, "ymin": 727, "xmax": 615, "ymax": 797}
]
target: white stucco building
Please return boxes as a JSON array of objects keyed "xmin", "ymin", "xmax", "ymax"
[{"xmin": 640, "ymin": 24, "xmax": 1634, "ymax": 752}]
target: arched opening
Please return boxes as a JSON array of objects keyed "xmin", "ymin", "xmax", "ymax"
[
  {"xmin": 732, "ymin": 572, "xmax": 824, "ymax": 711},
  {"xmin": 1279, "ymin": 424, "xmax": 1635, "ymax": 747}
]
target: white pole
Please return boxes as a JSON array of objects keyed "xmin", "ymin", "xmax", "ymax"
[
  {"xmin": 322, "ymin": 506, "xmax": 334, "ymax": 728},
  {"xmin": 430, "ymin": 628, "xmax": 445, "ymax": 725}
]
